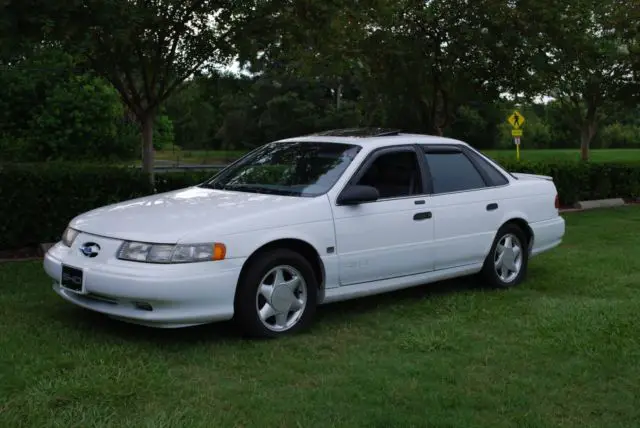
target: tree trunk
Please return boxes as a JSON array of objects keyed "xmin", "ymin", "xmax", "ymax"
[
  {"xmin": 420, "ymin": 95, "xmax": 445, "ymax": 136},
  {"xmin": 141, "ymin": 113, "xmax": 155, "ymax": 186},
  {"xmin": 580, "ymin": 105, "xmax": 597, "ymax": 162},
  {"xmin": 426, "ymin": 85, "xmax": 449, "ymax": 137}
]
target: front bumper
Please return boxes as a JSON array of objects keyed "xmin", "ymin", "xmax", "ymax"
[{"xmin": 43, "ymin": 236, "xmax": 245, "ymax": 328}]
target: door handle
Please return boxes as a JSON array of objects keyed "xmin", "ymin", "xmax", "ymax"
[
  {"xmin": 486, "ymin": 203, "xmax": 498, "ymax": 211},
  {"xmin": 413, "ymin": 211, "xmax": 432, "ymax": 221}
]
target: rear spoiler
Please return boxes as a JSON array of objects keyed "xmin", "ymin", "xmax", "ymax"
[{"xmin": 509, "ymin": 172, "xmax": 554, "ymax": 181}]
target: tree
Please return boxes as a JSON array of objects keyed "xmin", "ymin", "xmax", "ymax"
[
  {"xmin": 164, "ymin": 72, "xmax": 248, "ymax": 150},
  {"xmin": 0, "ymin": 46, "xmax": 133, "ymax": 162},
  {"xmin": 232, "ymin": 0, "xmax": 383, "ymax": 110},
  {"xmin": 523, "ymin": 0, "xmax": 640, "ymax": 160},
  {"xmin": 53, "ymin": 0, "xmax": 238, "ymax": 182},
  {"xmin": 234, "ymin": 0, "xmax": 522, "ymax": 135}
]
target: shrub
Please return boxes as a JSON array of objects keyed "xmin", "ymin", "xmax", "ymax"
[
  {"xmin": 153, "ymin": 114, "xmax": 176, "ymax": 151},
  {"xmin": 154, "ymin": 170, "xmax": 213, "ymax": 193},
  {"xmin": 27, "ymin": 75, "xmax": 131, "ymax": 161},
  {"xmin": 0, "ymin": 163, "xmax": 149, "ymax": 250},
  {"xmin": 0, "ymin": 165, "xmax": 215, "ymax": 250},
  {"xmin": 498, "ymin": 160, "xmax": 640, "ymax": 206},
  {"xmin": 0, "ymin": 46, "xmax": 138, "ymax": 162},
  {"xmin": 1, "ymin": 161, "xmax": 639, "ymax": 251}
]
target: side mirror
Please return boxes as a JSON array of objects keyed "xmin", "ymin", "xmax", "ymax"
[{"xmin": 337, "ymin": 185, "xmax": 379, "ymax": 205}]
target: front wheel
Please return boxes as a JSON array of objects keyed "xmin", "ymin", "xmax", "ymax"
[
  {"xmin": 234, "ymin": 248, "xmax": 318, "ymax": 338},
  {"xmin": 480, "ymin": 223, "xmax": 529, "ymax": 289}
]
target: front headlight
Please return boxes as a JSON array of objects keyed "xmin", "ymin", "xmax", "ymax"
[
  {"xmin": 117, "ymin": 241, "xmax": 226, "ymax": 263},
  {"xmin": 62, "ymin": 227, "xmax": 79, "ymax": 247}
]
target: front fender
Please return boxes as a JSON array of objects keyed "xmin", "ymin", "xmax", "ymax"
[
  {"xmin": 220, "ymin": 220, "xmax": 336, "ymax": 261},
  {"xmin": 221, "ymin": 219, "xmax": 340, "ymax": 292}
]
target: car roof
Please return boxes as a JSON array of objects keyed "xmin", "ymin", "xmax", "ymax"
[{"xmin": 274, "ymin": 128, "xmax": 468, "ymax": 149}]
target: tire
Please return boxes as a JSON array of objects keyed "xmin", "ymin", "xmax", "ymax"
[
  {"xmin": 480, "ymin": 223, "xmax": 529, "ymax": 289},
  {"xmin": 233, "ymin": 248, "xmax": 318, "ymax": 338}
]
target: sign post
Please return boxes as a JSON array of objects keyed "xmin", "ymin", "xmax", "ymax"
[{"xmin": 507, "ymin": 110, "xmax": 525, "ymax": 161}]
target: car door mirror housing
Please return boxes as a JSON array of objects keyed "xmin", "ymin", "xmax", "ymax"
[{"xmin": 337, "ymin": 185, "xmax": 380, "ymax": 205}]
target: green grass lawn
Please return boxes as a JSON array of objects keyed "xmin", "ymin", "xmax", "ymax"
[
  {"xmin": 154, "ymin": 148, "xmax": 640, "ymax": 166},
  {"xmin": 2, "ymin": 207, "xmax": 640, "ymax": 427}
]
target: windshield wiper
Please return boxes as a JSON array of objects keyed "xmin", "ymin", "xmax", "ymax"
[{"xmin": 199, "ymin": 182, "xmax": 219, "ymax": 189}]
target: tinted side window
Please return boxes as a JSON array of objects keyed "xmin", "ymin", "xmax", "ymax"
[
  {"xmin": 356, "ymin": 150, "xmax": 423, "ymax": 198},
  {"xmin": 466, "ymin": 150, "xmax": 509, "ymax": 186},
  {"xmin": 424, "ymin": 152, "xmax": 486, "ymax": 194}
]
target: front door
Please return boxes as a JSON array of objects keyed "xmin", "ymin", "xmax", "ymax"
[{"xmin": 331, "ymin": 146, "xmax": 436, "ymax": 286}]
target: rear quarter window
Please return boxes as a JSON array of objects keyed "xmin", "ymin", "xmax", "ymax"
[
  {"xmin": 424, "ymin": 151, "xmax": 487, "ymax": 194},
  {"xmin": 465, "ymin": 150, "xmax": 510, "ymax": 186}
]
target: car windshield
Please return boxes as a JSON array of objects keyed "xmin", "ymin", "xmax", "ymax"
[{"xmin": 200, "ymin": 141, "xmax": 362, "ymax": 197}]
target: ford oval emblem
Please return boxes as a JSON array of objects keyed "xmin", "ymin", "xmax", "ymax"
[{"xmin": 80, "ymin": 242, "xmax": 101, "ymax": 258}]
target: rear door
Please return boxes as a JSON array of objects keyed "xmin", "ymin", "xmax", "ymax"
[{"xmin": 419, "ymin": 145, "xmax": 510, "ymax": 270}]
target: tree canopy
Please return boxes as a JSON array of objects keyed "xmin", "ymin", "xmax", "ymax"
[{"xmin": 1, "ymin": 0, "xmax": 639, "ymax": 169}]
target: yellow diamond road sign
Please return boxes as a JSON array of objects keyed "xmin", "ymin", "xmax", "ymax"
[{"xmin": 507, "ymin": 111, "xmax": 525, "ymax": 129}]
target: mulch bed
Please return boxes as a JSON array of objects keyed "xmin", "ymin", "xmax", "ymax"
[{"xmin": 0, "ymin": 246, "xmax": 43, "ymax": 262}]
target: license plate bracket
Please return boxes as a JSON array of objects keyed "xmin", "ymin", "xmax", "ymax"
[{"xmin": 61, "ymin": 265, "xmax": 84, "ymax": 292}]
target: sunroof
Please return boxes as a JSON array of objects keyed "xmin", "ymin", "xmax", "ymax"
[{"xmin": 310, "ymin": 128, "xmax": 402, "ymax": 137}]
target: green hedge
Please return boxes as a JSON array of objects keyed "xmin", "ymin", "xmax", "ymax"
[
  {"xmin": 499, "ymin": 160, "xmax": 640, "ymax": 206},
  {"xmin": 1, "ymin": 161, "xmax": 639, "ymax": 251},
  {"xmin": 0, "ymin": 164, "xmax": 215, "ymax": 251}
]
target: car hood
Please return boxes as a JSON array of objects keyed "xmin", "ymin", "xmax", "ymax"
[{"xmin": 70, "ymin": 186, "xmax": 323, "ymax": 243}]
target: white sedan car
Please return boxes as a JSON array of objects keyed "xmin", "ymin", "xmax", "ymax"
[{"xmin": 44, "ymin": 129, "xmax": 565, "ymax": 338}]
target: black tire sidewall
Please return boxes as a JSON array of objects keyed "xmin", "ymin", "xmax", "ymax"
[
  {"xmin": 482, "ymin": 224, "xmax": 529, "ymax": 289},
  {"xmin": 234, "ymin": 248, "xmax": 318, "ymax": 338}
]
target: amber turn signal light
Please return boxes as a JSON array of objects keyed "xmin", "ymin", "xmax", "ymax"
[{"xmin": 213, "ymin": 243, "xmax": 226, "ymax": 261}]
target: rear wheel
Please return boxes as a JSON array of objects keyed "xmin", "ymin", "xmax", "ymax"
[
  {"xmin": 234, "ymin": 248, "xmax": 318, "ymax": 338},
  {"xmin": 481, "ymin": 223, "xmax": 529, "ymax": 288}
]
